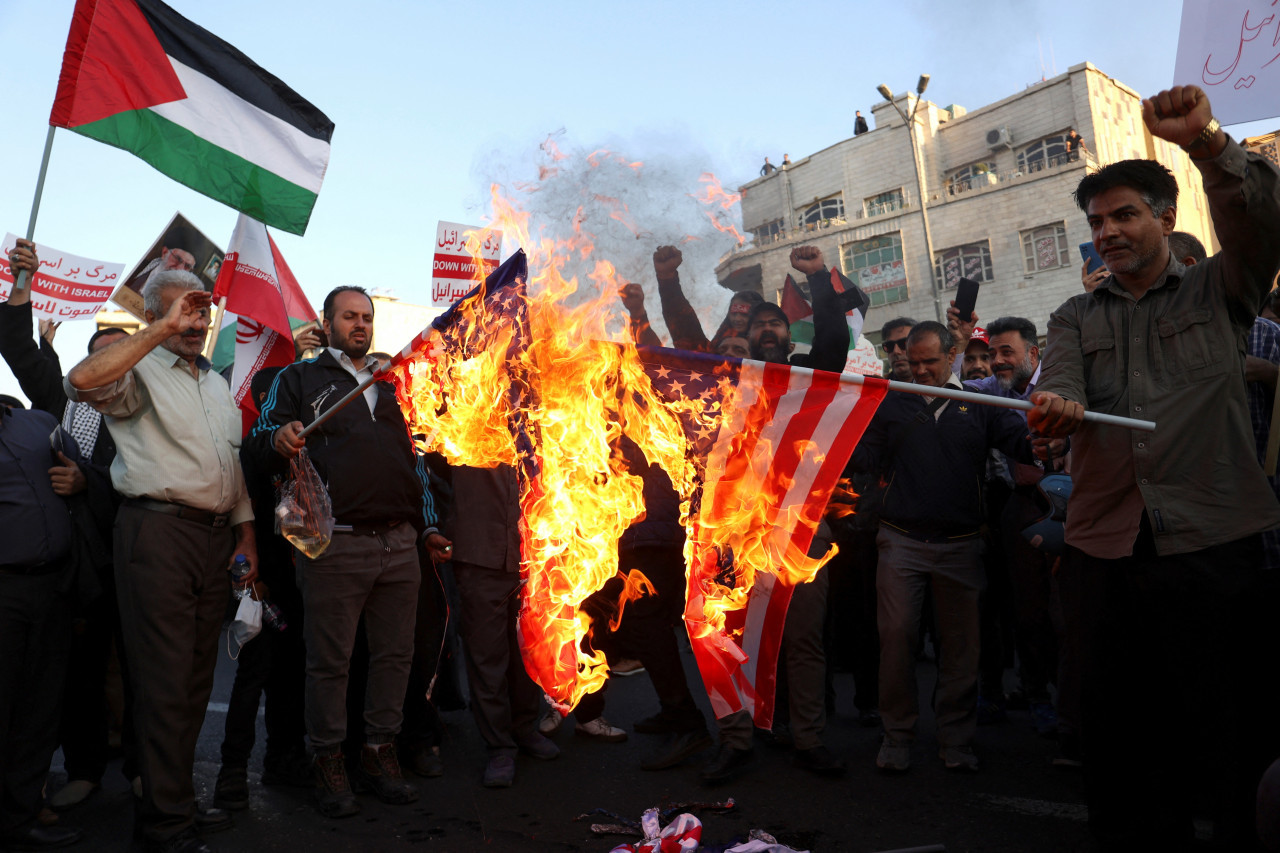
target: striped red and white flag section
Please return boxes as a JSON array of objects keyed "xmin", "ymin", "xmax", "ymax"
[
  {"xmin": 212, "ymin": 214, "xmax": 317, "ymax": 432},
  {"xmin": 673, "ymin": 356, "xmax": 887, "ymax": 727},
  {"xmin": 49, "ymin": 0, "xmax": 334, "ymax": 235}
]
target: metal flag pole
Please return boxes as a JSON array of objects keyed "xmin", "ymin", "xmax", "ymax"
[
  {"xmin": 12, "ymin": 127, "xmax": 57, "ymax": 295},
  {"xmin": 844, "ymin": 373, "xmax": 1156, "ymax": 432}
]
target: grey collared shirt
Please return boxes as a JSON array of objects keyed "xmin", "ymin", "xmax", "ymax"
[
  {"xmin": 1037, "ymin": 136, "xmax": 1280, "ymax": 558},
  {"xmin": 64, "ymin": 347, "xmax": 252, "ymax": 525}
]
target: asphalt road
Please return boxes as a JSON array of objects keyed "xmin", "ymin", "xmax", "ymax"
[{"xmin": 48, "ymin": 632, "xmax": 1096, "ymax": 853}]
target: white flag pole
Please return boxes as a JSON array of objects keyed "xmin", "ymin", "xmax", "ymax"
[
  {"xmin": 12, "ymin": 127, "xmax": 56, "ymax": 295},
  {"xmin": 203, "ymin": 296, "xmax": 228, "ymax": 361},
  {"xmin": 842, "ymin": 373, "xmax": 1156, "ymax": 432}
]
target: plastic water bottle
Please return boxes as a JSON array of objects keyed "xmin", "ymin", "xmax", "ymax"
[
  {"xmin": 231, "ymin": 554, "xmax": 251, "ymax": 600},
  {"xmin": 261, "ymin": 599, "xmax": 288, "ymax": 632}
]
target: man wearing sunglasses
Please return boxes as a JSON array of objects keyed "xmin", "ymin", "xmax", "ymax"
[{"xmin": 879, "ymin": 318, "xmax": 916, "ymax": 381}]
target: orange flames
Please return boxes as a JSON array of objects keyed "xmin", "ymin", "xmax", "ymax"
[
  {"xmin": 690, "ymin": 172, "xmax": 747, "ymax": 246},
  {"xmin": 389, "ymin": 144, "xmax": 826, "ymax": 714}
]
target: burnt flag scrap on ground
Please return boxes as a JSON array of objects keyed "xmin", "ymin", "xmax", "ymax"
[
  {"xmin": 50, "ymin": 0, "xmax": 334, "ymax": 235},
  {"xmin": 634, "ymin": 347, "xmax": 887, "ymax": 727}
]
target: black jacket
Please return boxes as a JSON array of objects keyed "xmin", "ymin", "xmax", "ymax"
[
  {"xmin": 852, "ymin": 387, "xmax": 1032, "ymax": 540},
  {"xmin": 0, "ymin": 301, "xmax": 118, "ymax": 574},
  {"xmin": 245, "ymin": 350, "xmax": 437, "ymax": 529}
]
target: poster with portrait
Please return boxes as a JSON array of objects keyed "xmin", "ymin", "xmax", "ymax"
[{"xmin": 112, "ymin": 213, "xmax": 224, "ymax": 322}]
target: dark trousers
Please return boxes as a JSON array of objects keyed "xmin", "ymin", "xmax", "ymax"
[
  {"xmin": 298, "ymin": 525, "xmax": 420, "ymax": 752},
  {"xmin": 615, "ymin": 545, "xmax": 703, "ymax": 730},
  {"xmin": 455, "ymin": 562, "xmax": 542, "ymax": 756},
  {"xmin": 59, "ymin": 577, "xmax": 134, "ymax": 784},
  {"xmin": 0, "ymin": 567, "xmax": 72, "ymax": 833},
  {"xmin": 978, "ymin": 483, "xmax": 1015, "ymax": 700},
  {"xmin": 1001, "ymin": 490, "xmax": 1060, "ymax": 703},
  {"xmin": 1065, "ymin": 529, "xmax": 1277, "ymax": 851},
  {"xmin": 219, "ymin": 557, "xmax": 306, "ymax": 770},
  {"xmin": 825, "ymin": 524, "xmax": 880, "ymax": 713},
  {"xmin": 114, "ymin": 506, "xmax": 231, "ymax": 844},
  {"xmin": 345, "ymin": 550, "xmax": 447, "ymax": 755}
]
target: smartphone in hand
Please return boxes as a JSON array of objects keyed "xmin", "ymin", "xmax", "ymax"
[
  {"xmin": 954, "ymin": 277, "xmax": 980, "ymax": 324},
  {"xmin": 1079, "ymin": 242, "xmax": 1105, "ymax": 274}
]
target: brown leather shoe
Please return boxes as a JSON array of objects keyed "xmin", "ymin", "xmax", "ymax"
[
  {"xmin": 312, "ymin": 750, "xmax": 360, "ymax": 818},
  {"xmin": 353, "ymin": 743, "xmax": 419, "ymax": 805}
]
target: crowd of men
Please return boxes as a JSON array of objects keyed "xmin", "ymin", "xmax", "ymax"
[{"xmin": 1, "ymin": 85, "xmax": 1278, "ymax": 853}]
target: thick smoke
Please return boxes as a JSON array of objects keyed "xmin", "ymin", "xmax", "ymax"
[{"xmin": 471, "ymin": 130, "xmax": 748, "ymax": 345}]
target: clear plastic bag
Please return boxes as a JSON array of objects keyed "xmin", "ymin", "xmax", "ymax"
[{"xmin": 275, "ymin": 448, "xmax": 335, "ymax": 559}]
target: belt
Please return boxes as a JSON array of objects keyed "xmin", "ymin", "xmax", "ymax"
[
  {"xmin": 125, "ymin": 497, "xmax": 230, "ymax": 528},
  {"xmin": 332, "ymin": 519, "xmax": 404, "ymax": 537}
]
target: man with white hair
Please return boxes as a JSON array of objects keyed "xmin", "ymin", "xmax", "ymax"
[{"xmin": 65, "ymin": 270, "xmax": 255, "ymax": 853}]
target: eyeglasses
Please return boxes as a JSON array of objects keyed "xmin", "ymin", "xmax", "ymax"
[{"xmin": 882, "ymin": 338, "xmax": 908, "ymax": 353}]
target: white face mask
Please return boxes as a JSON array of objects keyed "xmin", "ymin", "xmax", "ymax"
[{"xmin": 227, "ymin": 595, "xmax": 263, "ymax": 659}]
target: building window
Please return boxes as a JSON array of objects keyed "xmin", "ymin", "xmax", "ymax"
[
  {"xmin": 945, "ymin": 162, "xmax": 996, "ymax": 195},
  {"xmin": 864, "ymin": 189, "xmax": 905, "ymax": 218},
  {"xmin": 934, "ymin": 241, "xmax": 993, "ymax": 289},
  {"xmin": 841, "ymin": 233, "xmax": 908, "ymax": 307},
  {"xmin": 1017, "ymin": 135, "xmax": 1070, "ymax": 172},
  {"xmin": 1021, "ymin": 223, "xmax": 1070, "ymax": 272},
  {"xmin": 753, "ymin": 218, "xmax": 784, "ymax": 243},
  {"xmin": 798, "ymin": 194, "xmax": 845, "ymax": 226}
]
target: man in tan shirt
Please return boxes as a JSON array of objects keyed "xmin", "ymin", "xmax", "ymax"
[{"xmin": 66, "ymin": 270, "xmax": 256, "ymax": 853}]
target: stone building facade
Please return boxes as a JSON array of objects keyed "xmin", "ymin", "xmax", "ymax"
[{"xmin": 717, "ymin": 62, "xmax": 1218, "ymax": 347}]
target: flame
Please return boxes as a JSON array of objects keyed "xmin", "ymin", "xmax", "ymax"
[
  {"xmin": 689, "ymin": 172, "xmax": 747, "ymax": 245},
  {"xmin": 387, "ymin": 141, "xmax": 832, "ymax": 714}
]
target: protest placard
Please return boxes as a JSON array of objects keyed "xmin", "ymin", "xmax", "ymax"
[
  {"xmin": 432, "ymin": 221, "xmax": 501, "ymax": 307},
  {"xmin": 113, "ymin": 213, "xmax": 224, "ymax": 321},
  {"xmin": 1174, "ymin": 0, "xmax": 1280, "ymax": 126},
  {"xmin": 0, "ymin": 234, "xmax": 124, "ymax": 321}
]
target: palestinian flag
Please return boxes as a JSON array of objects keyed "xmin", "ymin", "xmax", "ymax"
[
  {"xmin": 777, "ymin": 267, "xmax": 870, "ymax": 354},
  {"xmin": 50, "ymin": 0, "xmax": 334, "ymax": 235}
]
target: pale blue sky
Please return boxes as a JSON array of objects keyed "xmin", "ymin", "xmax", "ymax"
[{"xmin": 1, "ymin": 0, "xmax": 1273, "ymax": 404}]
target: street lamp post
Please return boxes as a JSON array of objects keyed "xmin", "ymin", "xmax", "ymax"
[{"xmin": 877, "ymin": 75, "xmax": 944, "ymax": 324}]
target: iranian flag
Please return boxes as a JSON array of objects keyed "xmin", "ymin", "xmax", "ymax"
[
  {"xmin": 212, "ymin": 214, "xmax": 316, "ymax": 432},
  {"xmin": 49, "ymin": 0, "xmax": 334, "ymax": 235}
]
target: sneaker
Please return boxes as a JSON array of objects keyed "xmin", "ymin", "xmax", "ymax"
[
  {"xmin": 574, "ymin": 717, "xmax": 628, "ymax": 743},
  {"xmin": 481, "ymin": 754, "xmax": 515, "ymax": 788},
  {"xmin": 939, "ymin": 745, "xmax": 980, "ymax": 772},
  {"xmin": 48, "ymin": 780, "xmax": 98, "ymax": 811},
  {"xmin": 212, "ymin": 766, "xmax": 248, "ymax": 811},
  {"xmin": 353, "ymin": 743, "xmax": 419, "ymax": 805},
  {"xmin": 192, "ymin": 807, "xmax": 234, "ymax": 835},
  {"xmin": 875, "ymin": 738, "xmax": 910, "ymax": 773},
  {"xmin": 1030, "ymin": 701, "xmax": 1059, "ymax": 737},
  {"xmin": 640, "ymin": 728, "xmax": 713, "ymax": 771},
  {"xmin": 403, "ymin": 743, "xmax": 444, "ymax": 778},
  {"xmin": 976, "ymin": 695, "xmax": 1007, "ymax": 726},
  {"xmin": 610, "ymin": 658, "xmax": 646, "ymax": 677},
  {"xmin": 1052, "ymin": 732, "xmax": 1083, "ymax": 769},
  {"xmin": 514, "ymin": 730, "xmax": 560, "ymax": 761},
  {"xmin": 312, "ymin": 751, "xmax": 360, "ymax": 818},
  {"xmin": 539, "ymin": 711, "xmax": 563, "ymax": 737},
  {"xmin": 855, "ymin": 709, "xmax": 882, "ymax": 728},
  {"xmin": 700, "ymin": 744, "xmax": 754, "ymax": 784},
  {"xmin": 793, "ymin": 745, "xmax": 845, "ymax": 777}
]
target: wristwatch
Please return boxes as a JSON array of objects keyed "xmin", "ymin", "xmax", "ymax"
[{"xmin": 1181, "ymin": 117, "xmax": 1221, "ymax": 152}]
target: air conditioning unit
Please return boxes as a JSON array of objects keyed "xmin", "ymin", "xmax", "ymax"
[{"xmin": 986, "ymin": 126, "xmax": 1013, "ymax": 149}]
